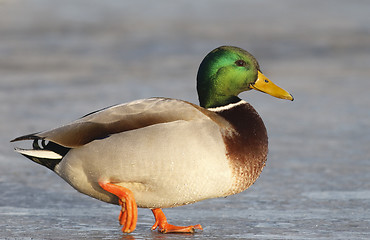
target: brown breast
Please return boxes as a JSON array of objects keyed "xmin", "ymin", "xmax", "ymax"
[{"xmin": 215, "ymin": 102, "xmax": 268, "ymax": 194}]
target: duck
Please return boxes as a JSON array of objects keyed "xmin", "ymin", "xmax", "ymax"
[{"xmin": 11, "ymin": 46, "xmax": 293, "ymax": 234}]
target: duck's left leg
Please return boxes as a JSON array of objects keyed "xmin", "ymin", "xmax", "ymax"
[
  {"xmin": 151, "ymin": 208, "xmax": 203, "ymax": 233},
  {"xmin": 99, "ymin": 182, "xmax": 138, "ymax": 233}
]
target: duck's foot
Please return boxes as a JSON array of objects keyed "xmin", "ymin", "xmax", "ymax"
[
  {"xmin": 151, "ymin": 208, "xmax": 203, "ymax": 233},
  {"xmin": 99, "ymin": 182, "xmax": 138, "ymax": 233}
]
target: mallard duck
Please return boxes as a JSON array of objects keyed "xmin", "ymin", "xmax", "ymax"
[{"xmin": 11, "ymin": 46, "xmax": 293, "ymax": 234}]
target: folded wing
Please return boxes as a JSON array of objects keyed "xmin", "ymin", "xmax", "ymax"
[{"xmin": 11, "ymin": 97, "xmax": 231, "ymax": 148}]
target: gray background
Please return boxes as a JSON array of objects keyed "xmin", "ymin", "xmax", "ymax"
[{"xmin": 1, "ymin": 0, "xmax": 369, "ymax": 239}]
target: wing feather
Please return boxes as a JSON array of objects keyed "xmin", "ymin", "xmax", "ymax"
[{"xmin": 12, "ymin": 98, "xmax": 232, "ymax": 148}]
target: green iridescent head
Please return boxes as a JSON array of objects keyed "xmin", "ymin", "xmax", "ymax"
[{"xmin": 196, "ymin": 46, "xmax": 293, "ymax": 108}]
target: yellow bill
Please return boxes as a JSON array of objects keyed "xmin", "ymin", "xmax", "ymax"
[{"xmin": 250, "ymin": 71, "xmax": 294, "ymax": 101}]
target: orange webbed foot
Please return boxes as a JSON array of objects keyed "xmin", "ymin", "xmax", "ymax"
[
  {"xmin": 151, "ymin": 208, "xmax": 203, "ymax": 233},
  {"xmin": 99, "ymin": 182, "xmax": 138, "ymax": 233}
]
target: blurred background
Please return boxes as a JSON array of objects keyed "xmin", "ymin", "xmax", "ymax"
[{"xmin": 1, "ymin": 0, "xmax": 369, "ymax": 239}]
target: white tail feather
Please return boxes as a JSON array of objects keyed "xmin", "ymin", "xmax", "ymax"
[{"xmin": 14, "ymin": 148, "xmax": 62, "ymax": 160}]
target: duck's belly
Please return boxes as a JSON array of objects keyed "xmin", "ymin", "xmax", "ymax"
[{"xmin": 54, "ymin": 120, "xmax": 234, "ymax": 208}]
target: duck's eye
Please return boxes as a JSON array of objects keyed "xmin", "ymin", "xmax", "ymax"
[{"xmin": 235, "ymin": 60, "xmax": 246, "ymax": 67}]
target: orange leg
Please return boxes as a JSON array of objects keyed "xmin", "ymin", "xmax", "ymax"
[
  {"xmin": 151, "ymin": 208, "xmax": 203, "ymax": 233},
  {"xmin": 99, "ymin": 182, "xmax": 138, "ymax": 233}
]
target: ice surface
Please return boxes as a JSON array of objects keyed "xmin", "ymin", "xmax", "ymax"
[{"xmin": 1, "ymin": 0, "xmax": 369, "ymax": 239}]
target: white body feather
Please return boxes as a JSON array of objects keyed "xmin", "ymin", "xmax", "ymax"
[{"xmin": 54, "ymin": 118, "xmax": 234, "ymax": 208}]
